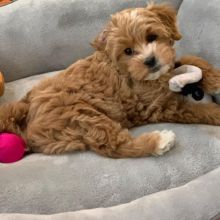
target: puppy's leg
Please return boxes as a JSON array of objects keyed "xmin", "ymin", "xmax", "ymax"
[
  {"xmin": 27, "ymin": 105, "xmax": 175, "ymax": 158},
  {"xmin": 86, "ymin": 126, "xmax": 176, "ymax": 158},
  {"xmin": 160, "ymin": 101, "xmax": 220, "ymax": 126},
  {"xmin": 0, "ymin": 101, "xmax": 29, "ymax": 137},
  {"xmin": 178, "ymin": 56, "xmax": 220, "ymax": 94}
]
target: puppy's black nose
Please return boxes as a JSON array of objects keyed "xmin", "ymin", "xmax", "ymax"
[{"xmin": 144, "ymin": 56, "xmax": 156, "ymax": 67}]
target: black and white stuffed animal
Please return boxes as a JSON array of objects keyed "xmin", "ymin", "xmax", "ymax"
[{"xmin": 169, "ymin": 63, "xmax": 220, "ymax": 104}]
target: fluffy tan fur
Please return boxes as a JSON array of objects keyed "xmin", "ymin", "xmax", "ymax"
[{"xmin": 1, "ymin": 4, "xmax": 220, "ymax": 158}]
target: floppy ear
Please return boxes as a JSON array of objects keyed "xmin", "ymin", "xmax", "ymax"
[
  {"xmin": 91, "ymin": 21, "xmax": 113, "ymax": 51},
  {"xmin": 91, "ymin": 30, "xmax": 108, "ymax": 51},
  {"xmin": 147, "ymin": 4, "xmax": 182, "ymax": 41}
]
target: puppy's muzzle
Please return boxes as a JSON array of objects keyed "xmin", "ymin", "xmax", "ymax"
[
  {"xmin": 144, "ymin": 56, "xmax": 161, "ymax": 72},
  {"xmin": 144, "ymin": 56, "xmax": 156, "ymax": 67}
]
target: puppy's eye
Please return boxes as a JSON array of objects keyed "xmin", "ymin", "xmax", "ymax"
[
  {"xmin": 147, "ymin": 34, "xmax": 157, "ymax": 42},
  {"xmin": 124, "ymin": 48, "xmax": 134, "ymax": 56}
]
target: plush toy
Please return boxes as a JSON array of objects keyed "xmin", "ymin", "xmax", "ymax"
[
  {"xmin": 0, "ymin": 71, "xmax": 4, "ymax": 96},
  {"xmin": 0, "ymin": 133, "xmax": 26, "ymax": 163},
  {"xmin": 169, "ymin": 64, "xmax": 219, "ymax": 104},
  {"xmin": 0, "ymin": 0, "xmax": 13, "ymax": 7}
]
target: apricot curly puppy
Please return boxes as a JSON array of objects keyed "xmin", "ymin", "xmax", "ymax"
[{"xmin": 1, "ymin": 4, "xmax": 220, "ymax": 158}]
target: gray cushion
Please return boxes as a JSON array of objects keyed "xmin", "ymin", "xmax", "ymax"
[
  {"xmin": 1, "ymin": 72, "xmax": 220, "ymax": 214},
  {"xmin": 1, "ymin": 161, "xmax": 220, "ymax": 220},
  {"xmin": 0, "ymin": 0, "xmax": 183, "ymax": 82},
  {"xmin": 176, "ymin": 0, "xmax": 220, "ymax": 68}
]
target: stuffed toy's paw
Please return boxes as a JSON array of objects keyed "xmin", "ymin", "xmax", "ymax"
[
  {"xmin": 0, "ymin": 71, "xmax": 4, "ymax": 96},
  {"xmin": 169, "ymin": 65, "xmax": 202, "ymax": 92}
]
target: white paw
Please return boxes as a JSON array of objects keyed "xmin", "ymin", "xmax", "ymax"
[{"xmin": 153, "ymin": 130, "xmax": 175, "ymax": 156}]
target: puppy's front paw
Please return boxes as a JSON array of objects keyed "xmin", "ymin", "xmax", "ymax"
[{"xmin": 153, "ymin": 130, "xmax": 175, "ymax": 156}]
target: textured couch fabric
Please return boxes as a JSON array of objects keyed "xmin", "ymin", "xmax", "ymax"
[
  {"xmin": 1, "ymin": 0, "xmax": 220, "ymax": 218},
  {"xmin": 176, "ymin": 0, "xmax": 220, "ymax": 68},
  {"xmin": 0, "ymin": 0, "xmax": 183, "ymax": 82},
  {"xmin": 2, "ymin": 166, "xmax": 220, "ymax": 220}
]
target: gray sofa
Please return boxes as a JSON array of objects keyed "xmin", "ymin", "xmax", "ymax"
[{"xmin": 0, "ymin": 0, "xmax": 220, "ymax": 219}]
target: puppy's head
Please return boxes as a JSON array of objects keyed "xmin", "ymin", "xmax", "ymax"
[{"xmin": 92, "ymin": 3, "xmax": 181, "ymax": 81}]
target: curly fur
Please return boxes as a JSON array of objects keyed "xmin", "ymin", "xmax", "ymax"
[{"xmin": 1, "ymin": 4, "xmax": 220, "ymax": 158}]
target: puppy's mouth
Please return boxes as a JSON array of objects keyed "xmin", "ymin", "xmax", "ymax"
[
  {"xmin": 144, "ymin": 64, "xmax": 170, "ymax": 81},
  {"xmin": 150, "ymin": 64, "xmax": 161, "ymax": 73}
]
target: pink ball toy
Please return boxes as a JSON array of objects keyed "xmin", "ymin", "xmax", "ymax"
[{"xmin": 0, "ymin": 133, "xmax": 25, "ymax": 163}]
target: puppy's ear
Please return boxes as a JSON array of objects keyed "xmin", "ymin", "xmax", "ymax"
[
  {"xmin": 147, "ymin": 4, "xmax": 182, "ymax": 41},
  {"xmin": 91, "ymin": 26, "xmax": 110, "ymax": 51}
]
